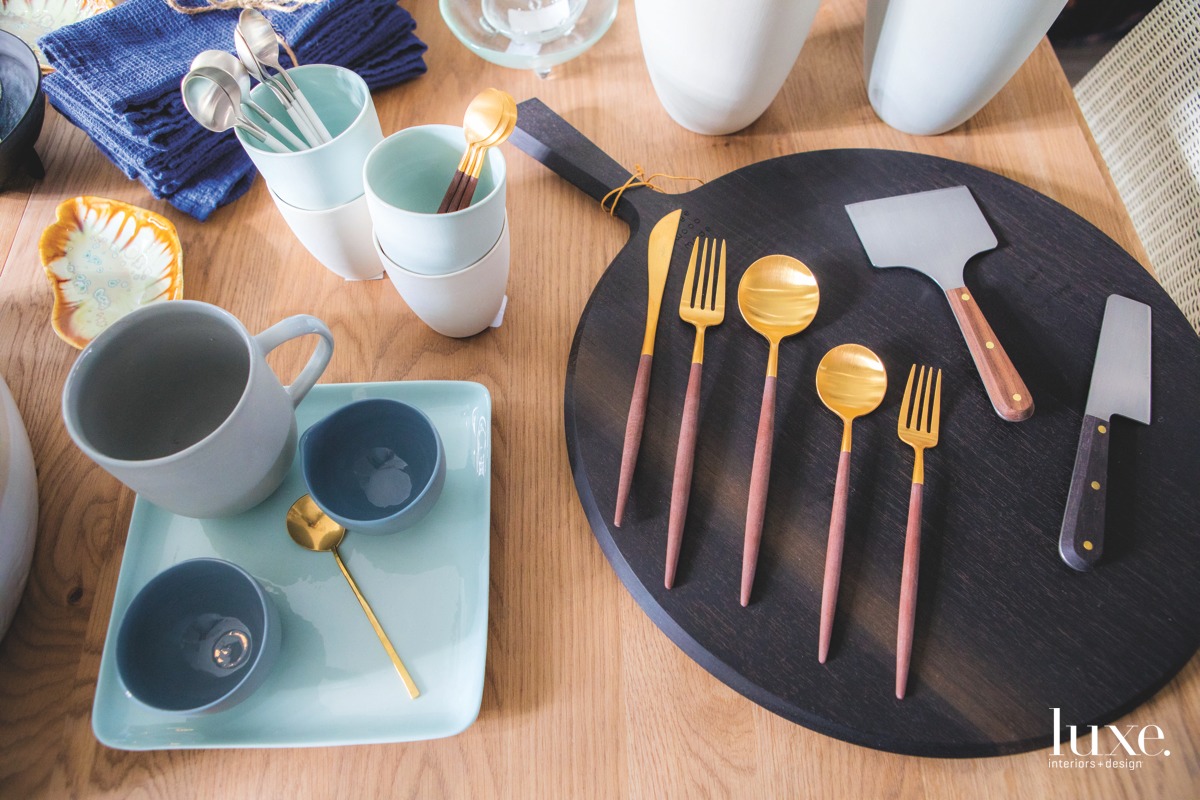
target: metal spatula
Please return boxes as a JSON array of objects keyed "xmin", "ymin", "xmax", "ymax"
[{"xmin": 846, "ymin": 186, "xmax": 1034, "ymax": 422}]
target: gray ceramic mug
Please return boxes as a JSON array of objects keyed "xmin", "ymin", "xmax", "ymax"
[{"xmin": 62, "ymin": 300, "xmax": 334, "ymax": 518}]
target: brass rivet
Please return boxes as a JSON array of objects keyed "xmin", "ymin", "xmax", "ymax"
[
  {"xmin": 1098, "ymin": 424, "xmax": 1107, "ymax": 434},
  {"xmin": 985, "ymin": 341, "xmax": 995, "ymax": 349},
  {"xmin": 1090, "ymin": 481, "xmax": 1101, "ymax": 490},
  {"xmin": 1013, "ymin": 393, "xmax": 1022, "ymax": 402},
  {"xmin": 961, "ymin": 292, "xmax": 970, "ymax": 301},
  {"xmin": 1083, "ymin": 540, "xmax": 1094, "ymax": 551}
]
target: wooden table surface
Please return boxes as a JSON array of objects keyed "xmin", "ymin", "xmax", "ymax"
[{"xmin": 0, "ymin": 0, "xmax": 1194, "ymax": 797}]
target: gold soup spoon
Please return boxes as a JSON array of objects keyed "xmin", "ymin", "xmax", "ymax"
[
  {"xmin": 737, "ymin": 255, "xmax": 820, "ymax": 607},
  {"xmin": 438, "ymin": 88, "xmax": 515, "ymax": 213},
  {"xmin": 286, "ymin": 494, "xmax": 419, "ymax": 699},
  {"xmin": 814, "ymin": 344, "xmax": 887, "ymax": 663}
]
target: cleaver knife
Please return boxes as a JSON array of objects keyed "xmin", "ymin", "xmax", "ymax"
[{"xmin": 1058, "ymin": 294, "xmax": 1152, "ymax": 571}]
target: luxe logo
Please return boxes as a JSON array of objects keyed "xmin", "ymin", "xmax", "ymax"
[{"xmin": 1050, "ymin": 707, "xmax": 1170, "ymax": 761}]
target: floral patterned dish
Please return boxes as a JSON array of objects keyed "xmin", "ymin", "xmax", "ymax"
[{"xmin": 40, "ymin": 196, "xmax": 184, "ymax": 348}]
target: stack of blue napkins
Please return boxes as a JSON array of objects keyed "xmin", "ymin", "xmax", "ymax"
[{"xmin": 39, "ymin": 0, "xmax": 426, "ymax": 220}]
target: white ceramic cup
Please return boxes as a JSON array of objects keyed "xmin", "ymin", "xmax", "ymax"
[
  {"xmin": 376, "ymin": 216, "xmax": 510, "ymax": 338},
  {"xmin": 634, "ymin": 0, "xmax": 821, "ymax": 135},
  {"xmin": 62, "ymin": 300, "xmax": 334, "ymax": 518},
  {"xmin": 864, "ymin": 0, "xmax": 1068, "ymax": 135},
  {"xmin": 269, "ymin": 190, "xmax": 382, "ymax": 281},
  {"xmin": 236, "ymin": 64, "xmax": 383, "ymax": 211},
  {"xmin": 363, "ymin": 124, "xmax": 507, "ymax": 275}
]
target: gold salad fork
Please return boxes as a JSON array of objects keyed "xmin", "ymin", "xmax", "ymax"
[
  {"xmin": 895, "ymin": 364, "xmax": 942, "ymax": 700},
  {"xmin": 665, "ymin": 237, "xmax": 726, "ymax": 588}
]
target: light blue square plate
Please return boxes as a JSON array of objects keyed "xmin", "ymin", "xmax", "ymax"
[{"xmin": 91, "ymin": 381, "xmax": 491, "ymax": 750}]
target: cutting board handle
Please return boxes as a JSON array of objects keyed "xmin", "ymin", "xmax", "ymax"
[{"xmin": 512, "ymin": 98, "xmax": 646, "ymax": 226}]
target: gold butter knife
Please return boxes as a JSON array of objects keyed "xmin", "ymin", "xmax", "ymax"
[{"xmin": 614, "ymin": 208, "xmax": 682, "ymax": 527}]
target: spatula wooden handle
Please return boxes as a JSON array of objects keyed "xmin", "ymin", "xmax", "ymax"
[
  {"xmin": 1058, "ymin": 414, "xmax": 1110, "ymax": 571},
  {"xmin": 741, "ymin": 375, "xmax": 776, "ymax": 607},
  {"xmin": 896, "ymin": 481, "xmax": 923, "ymax": 700},
  {"xmin": 666, "ymin": 362, "xmax": 703, "ymax": 588},
  {"xmin": 819, "ymin": 449, "xmax": 852, "ymax": 663},
  {"xmin": 945, "ymin": 288, "xmax": 1034, "ymax": 422},
  {"xmin": 614, "ymin": 354, "xmax": 653, "ymax": 527}
]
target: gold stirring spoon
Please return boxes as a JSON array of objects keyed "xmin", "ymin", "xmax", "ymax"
[
  {"xmin": 286, "ymin": 494, "xmax": 420, "ymax": 699},
  {"xmin": 737, "ymin": 255, "xmax": 820, "ymax": 606},
  {"xmin": 814, "ymin": 344, "xmax": 887, "ymax": 662}
]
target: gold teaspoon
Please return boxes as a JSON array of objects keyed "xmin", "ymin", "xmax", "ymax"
[
  {"xmin": 286, "ymin": 494, "xmax": 420, "ymax": 699},
  {"xmin": 814, "ymin": 344, "xmax": 887, "ymax": 662}
]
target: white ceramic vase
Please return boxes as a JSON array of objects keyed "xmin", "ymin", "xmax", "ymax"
[
  {"xmin": 865, "ymin": 0, "xmax": 1068, "ymax": 135},
  {"xmin": 634, "ymin": 0, "xmax": 822, "ymax": 135},
  {"xmin": 0, "ymin": 372, "xmax": 37, "ymax": 642}
]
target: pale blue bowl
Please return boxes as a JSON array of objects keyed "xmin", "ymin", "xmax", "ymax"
[
  {"xmin": 300, "ymin": 399, "xmax": 446, "ymax": 535},
  {"xmin": 116, "ymin": 558, "xmax": 281, "ymax": 715}
]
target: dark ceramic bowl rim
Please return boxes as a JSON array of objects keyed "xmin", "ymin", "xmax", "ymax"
[
  {"xmin": 300, "ymin": 398, "xmax": 445, "ymax": 525},
  {"xmin": 115, "ymin": 557, "xmax": 276, "ymax": 714},
  {"xmin": 0, "ymin": 29, "xmax": 43, "ymax": 141}
]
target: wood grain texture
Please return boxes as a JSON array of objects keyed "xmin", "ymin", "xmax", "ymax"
[
  {"xmin": 665, "ymin": 361, "xmax": 703, "ymax": 589},
  {"xmin": 741, "ymin": 374, "xmax": 777, "ymax": 607},
  {"xmin": 614, "ymin": 353, "xmax": 652, "ymax": 528},
  {"xmin": 819, "ymin": 449, "xmax": 853, "ymax": 664},
  {"xmin": 0, "ymin": 0, "xmax": 1197, "ymax": 796},
  {"xmin": 538, "ymin": 113, "xmax": 1200, "ymax": 753},
  {"xmin": 945, "ymin": 288, "xmax": 1035, "ymax": 421},
  {"xmin": 1058, "ymin": 413, "xmax": 1110, "ymax": 572},
  {"xmin": 896, "ymin": 482, "xmax": 924, "ymax": 700}
]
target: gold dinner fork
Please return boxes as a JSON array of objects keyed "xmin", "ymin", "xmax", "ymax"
[
  {"xmin": 895, "ymin": 363, "xmax": 942, "ymax": 700},
  {"xmin": 665, "ymin": 237, "xmax": 726, "ymax": 588}
]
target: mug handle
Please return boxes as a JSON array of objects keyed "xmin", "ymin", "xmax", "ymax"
[{"xmin": 253, "ymin": 315, "xmax": 335, "ymax": 407}]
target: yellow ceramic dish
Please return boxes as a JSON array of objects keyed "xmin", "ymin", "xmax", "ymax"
[{"xmin": 40, "ymin": 196, "xmax": 183, "ymax": 348}]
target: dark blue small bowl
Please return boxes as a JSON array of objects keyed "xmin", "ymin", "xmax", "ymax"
[
  {"xmin": 300, "ymin": 398, "xmax": 446, "ymax": 535},
  {"xmin": 0, "ymin": 30, "xmax": 45, "ymax": 188},
  {"xmin": 116, "ymin": 558, "xmax": 282, "ymax": 715}
]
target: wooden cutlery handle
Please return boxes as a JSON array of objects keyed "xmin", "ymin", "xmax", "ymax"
[
  {"xmin": 818, "ymin": 450, "xmax": 852, "ymax": 663},
  {"xmin": 1058, "ymin": 414, "xmax": 1110, "ymax": 571},
  {"xmin": 896, "ymin": 482, "xmax": 923, "ymax": 699},
  {"xmin": 741, "ymin": 375, "xmax": 777, "ymax": 607},
  {"xmin": 945, "ymin": 288, "xmax": 1034, "ymax": 422},
  {"xmin": 437, "ymin": 169, "xmax": 468, "ymax": 214},
  {"xmin": 666, "ymin": 362, "xmax": 703, "ymax": 589},
  {"xmin": 614, "ymin": 354, "xmax": 653, "ymax": 527},
  {"xmin": 452, "ymin": 174, "xmax": 480, "ymax": 212}
]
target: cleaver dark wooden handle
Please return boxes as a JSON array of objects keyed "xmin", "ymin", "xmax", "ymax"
[
  {"xmin": 945, "ymin": 288, "xmax": 1034, "ymax": 422},
  {"xmin": 1059, "ymin": 414, "xmax": 1110, "ymax": 571},
  {"xmin": 511, "ymin": 98, "xmax": 645, "ymax": 225}
]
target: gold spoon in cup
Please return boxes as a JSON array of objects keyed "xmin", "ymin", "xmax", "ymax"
[
  {"xmin": 737, "ymin": 255, "xmax": 820, "ymax": 606},
  {"xmin": 448, "ymin": 108, "xmax": 516, "ymax": 212},
  {"xmin": 286, "ymin": 494, "xmax": 419, "ymax": 699},
  {"xmin": 438, "ymin": 88, "xmax": 516, "ymax": 213},
  {"xmin": 814, "ymin": 344, "xmax": 887, "ymax": 662}
]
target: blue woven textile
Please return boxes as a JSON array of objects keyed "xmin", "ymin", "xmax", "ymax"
[{"xmin": 40, "ymin": 0, "xmax": 427, "ymax": 220}]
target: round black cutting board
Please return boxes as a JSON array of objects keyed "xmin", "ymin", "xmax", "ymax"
[{"xmin": 512, "ymin": 100, "xmax": 1200, "ymax": 757}]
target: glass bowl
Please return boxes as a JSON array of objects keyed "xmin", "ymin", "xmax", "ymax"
[{"xmin": 439, "ymin": 0, "xmax": 618, "ymax": 79}]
